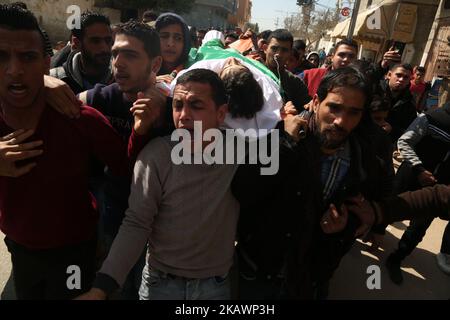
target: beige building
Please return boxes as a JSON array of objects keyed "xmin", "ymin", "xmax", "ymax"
[
  {"xmin": 331, "ymin": 0, "xmax": 440, "ymax": 66},
  {"xmin": 228, "ymin": 0, "xmax": 252, "ymax": 29},
  {"xmin": 181, "ymin": 0, "xmax": 237, "ymax": 30},
  {"xmin": 2, "ymin": 0, "xmax": 121, "ymax": 44},
  {"xmin": 420, "ymin": 0, "xmax": 450, "ymax": 107}
]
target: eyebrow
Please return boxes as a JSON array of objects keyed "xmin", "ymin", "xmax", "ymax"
[
  {"xmin": 160, "ymin": 32, "xmax": 183, "ymax": 36},
  {"xmin": 111, "ymin": 48, "xmax": 138, "ymax": 55},
  {"xmin": 327, "ymin": 102, "xmax": 363, "ymax": 112}
]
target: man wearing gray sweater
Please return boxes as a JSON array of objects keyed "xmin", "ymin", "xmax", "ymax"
[{"xmin": 78, "ymin": 69, "xmax": 240, "ymax": 300}]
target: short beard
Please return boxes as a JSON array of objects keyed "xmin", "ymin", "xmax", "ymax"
[
  {"xmin": 315, "ymin": 123, "xmax": 348, "ymax": 150},
  {"xmin": 81, "ymin": 49, "xmax": 110, "ymax": 72},
  {"xmin": 123, "ymin": 64, "xmax": 153, "ymax": 95}
]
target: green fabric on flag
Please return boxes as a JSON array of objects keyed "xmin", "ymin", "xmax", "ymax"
[{"xmin": 188, "ymin": 39, "xmax": 280, "ymax": 86}]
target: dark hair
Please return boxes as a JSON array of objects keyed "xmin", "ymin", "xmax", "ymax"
[
  {"xmin": 156, "ymin": 14, "xmax": 185, "ymax": 32},
  {"xmin": 10, "ymin": 2, "xmax": 27, "ymax": 9},
  {"xmin": 267, "ymin": 29, "xmax": 293, "ymax": 46},
  {"xmin": 369, "ymin": 84, "xmax": 391, "ymax": 113},
  {"xmin": 221, "ymin": 69, "xmax": 264, "ymax": 119},
  {"xmin": 71, "ymin": 11, "xmax": 110, "ymax": 39},
  {"xmin": 317, "ymin": 66, "xmax": 371, "ymax": 106},
  {"xmin": 155, "ymin": 13, "xmax": 190, "ymax": 72},
  {"xmin": 291, "ymin": 47, "xmax": 300, "ymax": 60},
  {"xmin": 197, "ymin": 29, "xmax": 207, "ymax": 35},
  {"xmin": 389, "ymin": 63, "xmax": 413, "ymax": 72},
  {"xmin": 293, "ymin": 39, "xmax": 307, "ymax": 51},
  {"xmin": 176, "ymin": 69, "xmax": 227, "ymax": 107},
  {"xmin": 416, "ymin": 66, "xmax": 426, "ymax": 73},
  {"xmin": 142, "ymin": 10, "xmax": 158, "ymax": 22},
  {"xmin": 335, "ymin": 38, "xmax": 358, "ymax": 53},
  {"xmin": 351, "ymin": 59, "xmax": 378, "ymax": 90},
  {"xmin": 225, "ymin": 33, "xmax": 239, "ymax": 41},
  {"xmin": 258, "ymin": 30, "xmax": 272, "ymax": 41},
  {"xmin": 114, "ymin": 20, "xmax": 161, "ymax": 58},
  {"xmin": 0, "ymin": 4, "xmax": 46, "ymax": 55}
]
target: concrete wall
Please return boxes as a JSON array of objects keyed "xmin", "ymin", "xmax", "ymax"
[
  {"xmin": 2, "ymin": 0, "xmax": 121, "ymax": 44},
  {"xmin": 409, "ymin": 3, "xmax": 439, "ymax": 66}
]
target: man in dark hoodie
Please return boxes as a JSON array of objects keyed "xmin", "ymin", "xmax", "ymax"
[
  {"xmin": 46, "ymin": 20, "xmax": 170, "ymax": 300},
  {"xmin": 50, "ymin": 11, "xmax": 113, "ymax": 94},
  {"xmin": 155, "ymin": 13, "xmax": 191, "ymax": 79}
]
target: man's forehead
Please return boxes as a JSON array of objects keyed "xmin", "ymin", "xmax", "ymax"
[
  {"xmin": 268, "ymin": 38, "xmax": 291, "ymax": 47},
  {"xmin": 159, "ymin": 24, "xmax": 183, "ymax": 34},
  {"xmin": 335, "ymin": 45, "xmax": 356, "ymax": 54},
  {"xmin": 0, "ymin": 28, "xmax": 43, "ymax": 52},
  {"xmin": 392, "ymin": 67, "xmax": 411, "ymax": 74},
  {"xmin": 326, "ymin": 88, "xmax": 365, "ymax": 109},
  {"xmin": 113, "ymin": 34, "xmax": 143, "ymax": 50},
  {"xmin": 85, "ymin": 22, "xmax": 111, "ymax": 33},
  {"xmin": 174, "ymin": 82, "xmax": 212, "ymax": 98}
]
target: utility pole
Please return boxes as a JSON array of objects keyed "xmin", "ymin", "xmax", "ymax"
[{"xmin": 347, "ymin": 0, "xmax": 361, "ymax": 40}]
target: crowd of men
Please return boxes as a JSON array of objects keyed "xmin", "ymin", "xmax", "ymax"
[{"xmin": 0, "ymin": 3, "xmax": 449, "ymax": 300}]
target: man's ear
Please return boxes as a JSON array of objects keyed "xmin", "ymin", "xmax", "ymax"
[
  {"xmin": 151, "ymin": 56, "xmax": 163, "ymax": 75},
  {"xmin": 72, "ymin": 36, "xmax": 81, "ymax": 51},
  {"xmin": 386, "ymin": 70, "xmax": 392, "ymax": 80},
  {"xmin": 217, "ymin": 103, "xmax": 228, "ymax": 124},
  {"xmin": 312, "ymin": 94, "xmax": 320, "ymax": 113}
]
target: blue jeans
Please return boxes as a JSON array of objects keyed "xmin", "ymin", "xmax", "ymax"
[{"xmin": 139, "ymin": 264, "xmax": 231, "ymax": 300}]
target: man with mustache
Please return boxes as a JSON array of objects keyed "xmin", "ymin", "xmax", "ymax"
[
  {"xmin": 77, "ymin": 69, "xmax": 239, "ymax": 300},
  {"xmin": 42, "ymin": 20, "xmax": 169, "ymax": 299},
  {"xmin": 233, "ymin": 66, "xmax": 393, "ymax": 299},
  {"xmin": 50, "ymin": 11, "xmax": 113, "ymax": 94}
]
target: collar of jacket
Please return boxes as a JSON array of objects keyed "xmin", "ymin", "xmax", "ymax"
[{"xmin": 64, "ymin": 51, "xmax": 112, "ymax": 89}]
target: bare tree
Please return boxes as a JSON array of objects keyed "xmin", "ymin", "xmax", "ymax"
[{"xmin": 285, "ymin": 6, "xmax": 340, "ymax": 46}]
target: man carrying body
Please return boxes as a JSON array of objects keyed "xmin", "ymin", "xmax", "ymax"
[
  {"xmin": 78, "ymin": 69, "xmax": 240, "ymax": 300},
  {"xmin": 233, "ymin": 66, "xmax": 393, "ymax": 299},
  {"xmin": 0, "ymin": 5, "xmax": 153, "ymax": 299}
]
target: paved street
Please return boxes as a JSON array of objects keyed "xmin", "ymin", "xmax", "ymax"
[
  {"xmin": 1, "ymin": 219, "xmax": 449, "ymax": 300},
  {"xmin": 329, "ymin": 218, "xmax": 450, "ymax": 299}
]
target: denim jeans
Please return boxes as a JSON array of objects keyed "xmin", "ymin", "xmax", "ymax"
[{"xmin": 139, "ymin": 263, "xmax": 231, "ymax": 300}]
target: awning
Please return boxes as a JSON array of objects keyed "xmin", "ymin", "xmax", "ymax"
[{"xmin": 331, "ymin": 0, "xmax": 417, "ymax": 43}]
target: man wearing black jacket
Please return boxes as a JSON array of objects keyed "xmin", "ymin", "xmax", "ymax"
[
  {"xmin": 233, "ymin": 66, "xmax": 394, "ymax": 299},
  {"xmin": 381, "ymin": 63, "xmax": 417, "ymax": 143}
]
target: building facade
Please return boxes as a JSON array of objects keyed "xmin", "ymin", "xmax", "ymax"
[
  {"xmin": 3, "ymin": 0, "xmax": 121, "ymax": 44},
  {"xmin": 228, "ymin": 0, "xmax": 252, "ymax": 30},
  {"xmin": 181, "ymin": 0, "xmax": 237, "ymax": 30},
  {"xmin": 331, "ymin": 0, "xmax": 439, "ymax": 66}
]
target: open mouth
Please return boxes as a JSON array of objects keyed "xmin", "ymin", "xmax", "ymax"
[{"xmin": 8, "ymin": 83, "xmax": 28, "ymax": 96}]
